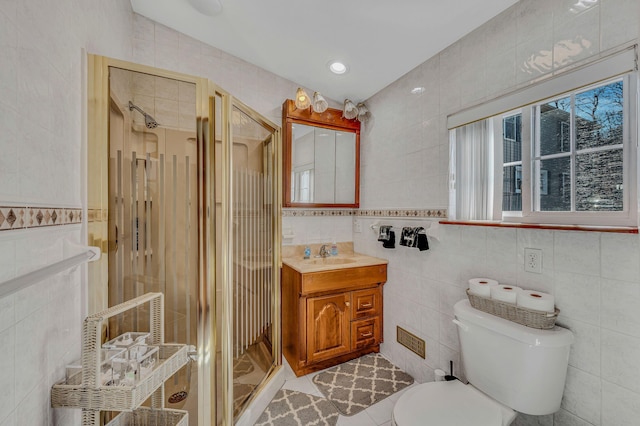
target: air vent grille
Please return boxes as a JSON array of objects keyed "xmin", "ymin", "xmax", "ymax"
[{"xmin": 397, "ymin": 326, "xmax": 425, "ymax": 358}]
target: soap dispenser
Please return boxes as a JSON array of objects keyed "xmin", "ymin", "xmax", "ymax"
[
  {"xmin": 331, "ymin": 241, "xmax": 338, "ymax": 256},
  {"xmin": 304, "ymin": 246, "xmax": 311, "ymax": 259}
]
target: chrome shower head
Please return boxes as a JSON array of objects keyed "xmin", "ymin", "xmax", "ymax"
[{"xmin": 128, "ymin": 101, "xmax": 159, "ymax": 129}]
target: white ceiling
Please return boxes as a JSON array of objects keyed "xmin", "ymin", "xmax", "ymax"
[{"xmin": 130, "ymin": 0, "xmax": 520, "ymax": 103}]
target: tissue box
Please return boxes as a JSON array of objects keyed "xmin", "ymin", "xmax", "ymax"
[
  {"xmin": 99, "ymin": 348, "xmax": 126, "ymax": 386},
  {"xmin": 112, "ymin": 345, "xmax": 159, "ymax": 385}
]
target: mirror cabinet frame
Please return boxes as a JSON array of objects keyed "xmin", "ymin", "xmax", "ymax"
[{"xmin": 282, "ymin": 99, "xmax": 360, "ymax": 208}]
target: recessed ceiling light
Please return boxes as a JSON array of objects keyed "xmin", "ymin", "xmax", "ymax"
[
  {"xmin": 411, "ymin": 87, "xmax": 425, "ymax": 95},
  {"xmin": 328, "ymin": 61, "xmax": 348, "ymax": 75}
]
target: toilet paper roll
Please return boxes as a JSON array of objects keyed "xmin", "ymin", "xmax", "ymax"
[
  {"xmin": 434, "ymin": 369, "xmax": 446, "ymax": 382},
  {"xmin": 517, "ymin": 290, "xmax": 555, "ymax": 313},
  {"xmin": 490, "ymin": 285, "xmax": 521, "ymax": 304},
  {"xmin": 468, "ymin": 278, "xmax": 499, "ymax": 297}
]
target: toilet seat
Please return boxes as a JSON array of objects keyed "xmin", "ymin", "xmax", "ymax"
[{"xmin": 392, "ymin": 380, "xmax": 516, "ymax": 426}]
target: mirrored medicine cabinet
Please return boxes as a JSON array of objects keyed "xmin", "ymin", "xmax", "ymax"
[{"xmin": 282, "ymin": 99, "xmax": 360, "ymax": 208}]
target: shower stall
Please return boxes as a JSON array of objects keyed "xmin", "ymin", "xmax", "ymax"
[{"xmin": 87, "ymin": 57, "xmax": 281, "ymax": 425}]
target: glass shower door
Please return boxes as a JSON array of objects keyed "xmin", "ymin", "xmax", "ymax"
[
  {"xmin": 214, "ymin": 97, "xmax": 280, "ymax": 424},
  {"xmin": 107, "ymin": 67, "xmax": 200, "ymax": 425}
]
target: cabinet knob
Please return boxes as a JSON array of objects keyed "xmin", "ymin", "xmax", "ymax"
[{"xmin": 345, "ymin": 301, "xmax": 350, "ymax": 307}]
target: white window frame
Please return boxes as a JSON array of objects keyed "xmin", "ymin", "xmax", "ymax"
[
  {"xmin": 448, "ymin": 47, "xmax": 638, "ymax": 227},
  {"xmin": 517, "ymin": 74, "xmax": 636, "ymax": 226},
  {"xmin": 494, "ymin": 110, "xmax": 524, "ymax": 218}
]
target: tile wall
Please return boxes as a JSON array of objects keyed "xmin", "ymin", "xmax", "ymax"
[
  {"xmin": 0, "ymin": 2, "xmax": 316, "ymax": 425},
  {"xmin": 351, "ymin": 1, "xmax": 639, "ymax": 425},
  {"xmin": 0, "ymin": 1, "xmax": 134, "ymax": 424},
  {"xmin": 0, "ymin": 0, "xmax": 638, "ymax": 424}
]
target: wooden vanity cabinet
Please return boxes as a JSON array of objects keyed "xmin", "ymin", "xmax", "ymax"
[{"xmin": 282, "ymin": 263, "xmax": 387, "ymax": 376}]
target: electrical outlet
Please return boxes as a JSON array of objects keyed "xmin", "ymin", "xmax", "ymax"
[
  {"xmin": 353, "ymin": 218, "xmax": 362, "ymax": 233},
  {"xmin": 524, "ymin": 248, "xmax": 542, "ymax": 274}
]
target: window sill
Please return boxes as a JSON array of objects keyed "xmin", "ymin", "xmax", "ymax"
[{"xmin": 439, "ymin": 220, "xmax": 638, "ymax": 234}]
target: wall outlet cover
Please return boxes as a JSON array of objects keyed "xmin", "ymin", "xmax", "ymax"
[{"xmin": 524, "ymin": 248, "xmax": 542, "ymax": 274}]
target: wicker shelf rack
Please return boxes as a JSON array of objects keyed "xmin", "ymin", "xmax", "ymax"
[
  {"xmin": 466, "ymin": 289, "xmax": 559, "ymax": 329},
  {"xmin": 106, "ymin": 407, "xmax": 188, "ymax": 426},
  {"xmin": 50, "ymin": 292, "xmax": 189, "ymax": 425}
]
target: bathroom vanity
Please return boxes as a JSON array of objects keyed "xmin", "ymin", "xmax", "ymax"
[{"xmin": 282, "ymin": 244, "xmax": 387, "ymax": 376}]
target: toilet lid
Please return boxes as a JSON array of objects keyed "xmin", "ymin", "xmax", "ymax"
[{"xmin": 393, "ymin": 380, "xmax": 510, "ymax": 426}]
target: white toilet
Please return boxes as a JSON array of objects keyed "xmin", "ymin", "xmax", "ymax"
[{"xmin": 392, "ymin": 299, "xmax": 574, "ymax": 426}]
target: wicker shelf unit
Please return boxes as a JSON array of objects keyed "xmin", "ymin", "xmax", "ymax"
[{"xmin": 51, "ymin": 292, "xmax": 189, "ymax": 425}]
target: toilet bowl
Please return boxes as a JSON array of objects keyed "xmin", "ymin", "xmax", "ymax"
[
  {"xmin": 392, "ymin": 380, "xmax": 516, "ymax": 426},
  {"xmin": 392, "ymin": 300, "xmax": 574, "ymax": 426}
]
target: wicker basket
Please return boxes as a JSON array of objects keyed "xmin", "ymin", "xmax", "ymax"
[
  {"xmin": 106, "ymin": 408, "xmax": 188, "ymax": 426},
  {"xmin": 51, "ymin": 293, "xmax": 189, "ymax": 411},
  {"xmin": 52, "ymin": 344, "xmax": 187, "ymax": 410},
  {"xmin": 466, "ymin": 289, "xmax": 559, "ymax": 329}
]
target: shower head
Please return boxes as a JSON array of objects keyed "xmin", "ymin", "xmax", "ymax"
[{"xmin": 128, "ymin": 101, "xmax": 159, "ymax": 129}]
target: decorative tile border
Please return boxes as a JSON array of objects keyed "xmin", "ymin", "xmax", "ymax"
[
  {"xmin": 0, "ymin": 206, "xmax": 82, "ymax": 231},
  {"xmin": 87, "ymin": 209, "xmax": 108, "ymax": 223},
  {"xmin": 282, "ymin": 209, "xmax": 357, "ymax": 217},
  {"xmin": 1, "ymin": 206, "xmax": 446, "ymax": 229},
  {"xmin": 282, "ymin": 208, "xmax": 448, "ymax": 218}
]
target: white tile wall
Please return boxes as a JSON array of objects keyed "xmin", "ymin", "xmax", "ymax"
[
  {"xmin": 0, "ymin": 1, "xmax": 309, "ymax": 425},
  {"xmin": 1, "ymin": 0, "xmax": 639, "ymax": 425},
  {"xmin": 350, "ymin": 1, "xmax": 639, "ymax": 426},
  {"xmin": 0, "ymin": 0, "xmax": 134, "ymax": 424}
]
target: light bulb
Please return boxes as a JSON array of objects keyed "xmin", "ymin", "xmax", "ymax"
[{"xmin": 295, "ymin": 88, "xmax": 311, "ymax": 109}]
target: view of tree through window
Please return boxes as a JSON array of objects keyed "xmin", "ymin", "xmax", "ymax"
[{"xmin": 535, "ymin": 79, "xmax": 624, "ymax": 212}]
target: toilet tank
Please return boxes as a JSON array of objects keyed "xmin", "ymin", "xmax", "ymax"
[{"xmin": 453, "ymin": 299, "xmax": 574, "ymax": 416}]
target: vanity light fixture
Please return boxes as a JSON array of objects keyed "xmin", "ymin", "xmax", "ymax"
[
  {"xmin": 312, "ymin": 92, "xmax": 329, "ymax": 113},
  {"xmin": 328, "ymin": 61, "xmax": 348, "ymax": 75},
  {"xmin": 294, "ymin": 87, "xmax": 311, "ymax": 109},
  {"xmin": 343, "ymin": 99, "xmax": 358, "ymax": 120},
  {"xmin": 356, "ymin": 102, "xmax": 370, "ymax": 122}
]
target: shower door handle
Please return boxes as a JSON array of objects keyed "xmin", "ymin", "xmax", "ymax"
[{"xmin": 114, "ymin": 225, "xmax": 118, "ymax": 253}]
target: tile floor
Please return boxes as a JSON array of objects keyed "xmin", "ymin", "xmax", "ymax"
[{"xmin": 275, "ymin": 358, "xmax": 418, "ymax": 426}]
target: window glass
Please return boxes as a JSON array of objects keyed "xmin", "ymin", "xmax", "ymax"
[
  {"xmin": 539, "ymin": 157, "xmax": 571, "ymax": 211},
  {"xmin": 576, "ymin": 149, "xmax": 623, "ymax": 211},
  {"xmin": 502, "ymin": 113, "xmax": 522, "ymax": 212},
  {"xmin": 575, "ymin": 81, "xmax": 623, "ymax": 151},
  {"xmin": 502, "ymin": 165, "xmax": 522, "ymax": 211},
  {"xmin": 503, "ymin": 115, "xmax": 521, "ymax": 162},
  {"xmin": 539, "ymin": 96, "xmax": 571, "ymax": 156}
]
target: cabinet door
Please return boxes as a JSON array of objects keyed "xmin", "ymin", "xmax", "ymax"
[{"xmin": 306, "ymin": 293, "xmax": 351, "ymax": 363}]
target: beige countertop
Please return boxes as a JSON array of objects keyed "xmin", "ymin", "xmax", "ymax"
[{"xmin": 282, "ymin": 242, "xmax": 388, "ymax": 274}]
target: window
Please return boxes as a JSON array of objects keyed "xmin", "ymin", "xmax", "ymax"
[
  {"xmin": 448, "ymin": 48, "xmax": 637, "ymax": 227},
  {"xmin": 535, "ymin": 79, "xmax": 625, "ymax": 214}
]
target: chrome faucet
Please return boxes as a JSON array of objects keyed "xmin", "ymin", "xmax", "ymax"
[{"xmin": 318, "ymin": 244, "xmax": 331, "ymax": 258}]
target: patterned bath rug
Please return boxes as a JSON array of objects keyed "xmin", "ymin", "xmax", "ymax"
[
  {"xmin": 312, "ymin": 353, "xmax": 414, "ymax": 416},
  {"xmin": 254, "ymin": 389, "xmax": 339, "ymax": 426}
]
